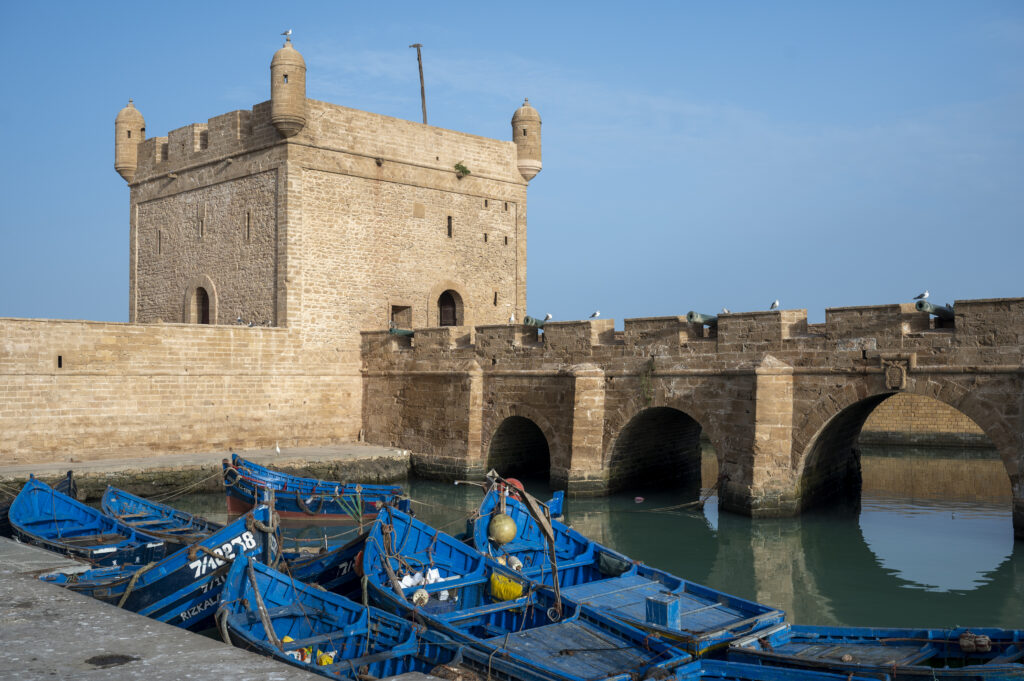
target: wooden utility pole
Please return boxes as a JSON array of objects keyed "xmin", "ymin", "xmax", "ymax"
[{"xmin": 409, "ymin": 43, "xmax": 427, "ymax": 124}]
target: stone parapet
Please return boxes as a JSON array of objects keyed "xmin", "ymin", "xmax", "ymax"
[{"xmin": 361, "ymin": 298, "xmax": 1023, "ymax": 369}]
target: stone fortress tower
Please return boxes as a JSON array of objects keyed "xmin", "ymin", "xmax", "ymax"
[{"xmin": 115, "ymin": 37, "xmax": 541, "ymax": 353}]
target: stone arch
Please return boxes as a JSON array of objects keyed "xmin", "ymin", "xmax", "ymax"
[
  {"xmin": 605, "ymin": 405, "xmax": 708, "ymax": 494},
  {"xmin": 794, "ymin": 376, "xmax": 1016, "ymax": 512},
  {"xmin": 604, "ymin": 388, "xmax": 728, "ymax": 491},
  {"xmin": 182, "ymin": 274, "xmax": 218, "ymax": 324},
  {"xmin": 427, "ymin": 280, "xmax": 470, "ymax": 328},
  {"xmin": 485, "ymin": 408, "xmax": 557, "ymax": 483}
]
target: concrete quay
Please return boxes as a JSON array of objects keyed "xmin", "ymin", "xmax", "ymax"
[
  {"xmin": 0, "ymin": 537, "xmax": 323, "ymax": 680},
  {"xmin": 0, "ymin": 442, "xmax": 411, "ymax": 501}
]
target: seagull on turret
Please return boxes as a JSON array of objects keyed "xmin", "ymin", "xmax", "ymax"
[
  {"xmin": 543, "ymin": 313, "xmax": 552, "ymax": 321},
  {"xmin": 721, "ymin": 307, "xmax": 730, "ymax": 314},
  {"xmin": 589, "ymin": 310, "xmax": 600, "ymax": 318},
  {"xmin": 236, "ymin": 316, "xmax": 244, "ymax": 325},
  {"xmin": 913, "ymin": 289, "xmax": 929, "ymax": 300},
  {"xmin": 281, "ymin": 29, "xmax": 292, "ymax": 38},
  {"xmin": 769, "ymin": 300, "xmax": 780, "ymax": 310},
  {"xmin": 508, "ymin": 313, "xmax": 516, "ymax": 324}
]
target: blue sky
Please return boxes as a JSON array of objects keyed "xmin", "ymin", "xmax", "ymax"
[{"xmin": 1, "ymin": 2, "xmax": 1021, "ymax": 324}]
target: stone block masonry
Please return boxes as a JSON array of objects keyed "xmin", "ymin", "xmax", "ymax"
[{"xmin": 0, "ymin": 318, "xmax": 361, "ymax": 463}]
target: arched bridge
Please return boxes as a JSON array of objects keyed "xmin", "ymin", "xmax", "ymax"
[{"xmin": 361, "ymin": 297, "xmax": 1024, "ymax": 538}]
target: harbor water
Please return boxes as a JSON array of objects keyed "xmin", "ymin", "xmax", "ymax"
[{"xmin": 172, "ymin": 442, "xmax": 1023, "ymax": 631}]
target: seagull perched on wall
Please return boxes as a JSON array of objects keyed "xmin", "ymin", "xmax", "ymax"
[
  {"xmin": 589, "ymin": 310, "xmax": 600, "ymax": 318},
  {"xmin": 914, "ymin": 289, "xmax": 930, "ymax": 300},
  {"xmin": 543, "ymin": 313, "xmax": 552, "ymax": 321},
  {"xmin": 721, "ymin": 307, "xmax": 730, "ymax": 314},
  {"xmin": 281, "ymin": 29, "xmax": 292, "ymax": 38},
  {"xmin": 236, "ymin": 316, "xmax": 244, "ymax": 325},
  {"xmin": 275, "ymin": 441, "xmax": 281, "ymax": 455},
  {"xmin": 769, "ymin": 300, "xmax": 780, "ymax": 310},
  {"xmin": 508, "ymin": 313, "xmax": 516, "ymax": 324}
]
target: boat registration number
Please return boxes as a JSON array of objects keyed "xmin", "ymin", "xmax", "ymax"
[{"xmin": 188, "ymin": 531, "xmax": 258, "ymax": 578}]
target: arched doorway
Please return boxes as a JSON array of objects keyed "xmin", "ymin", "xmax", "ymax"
[
  {"xmin": 195, "ymin": 287, "xmax": 210, "ymax": 324},
  {"xmin": 607, "ymin": 407, "xmax": 704, "ymax": 495},
  {"xmin": 487, "ymin": 416, "xmax": 550, "ymax": 484},
  {"xmin": 437, "ymin": 289, "xmax": 462, "ymax": 326}
]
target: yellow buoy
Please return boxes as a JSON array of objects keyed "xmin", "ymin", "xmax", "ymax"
[{"xmin": 488, "ymin": 513, "xmax": 517, "ymax": 545}]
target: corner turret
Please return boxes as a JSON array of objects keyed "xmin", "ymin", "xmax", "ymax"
[
  {"xmin": 115, "ymin": 99, "xmax": 145, "ymax": 183},
  {"xmin": 270, "ymin": 36, "xmax": 307, "ymax": 138},
  {"xmin": 511, "ymin": 98, "xmax": 541, "ymax": 181}
]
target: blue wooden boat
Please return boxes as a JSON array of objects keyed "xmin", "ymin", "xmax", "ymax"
[
  {"xmin": 222, "ymin": 453, "xmax": 410, "ymax": 520},
  {"xmin": 40, "ymin": 505, "xmax": 280, "ymax": 630},
  {"xmin": 727, "ymin": 623, "xmax": 1024, "ymax": 680},
  {"xmin": 1, "ymin": 470, "xmax": 77, "ymax": 539},
  {"xmin": 471, "ymin": 489, "xmax": 784, "ymax": 656},
  {"xmin": 217, "ymin": 557, "xmax": 551, "ymax": 681},
  {"xmin": 10, "ymin": 477, "xmax": 165, "ymax": 567},
  {"xmin": 363, "ymin": 505, "xmax": 695, "ymax": 681},
  {"xmin": 101, "ymin": 486, "xmax": 224, "ymax": 551}
]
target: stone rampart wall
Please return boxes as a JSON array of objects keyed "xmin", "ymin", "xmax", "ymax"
[{"xmin": 0, "ymin": 318, "xmax": 360, "ymax": 463}]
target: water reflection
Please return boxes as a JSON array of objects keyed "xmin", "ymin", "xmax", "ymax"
[{"xmin": 170, "ymin": 445, "xmax": 1022, "ymax": 631}]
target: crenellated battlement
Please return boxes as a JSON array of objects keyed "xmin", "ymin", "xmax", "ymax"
[
  {"xmin": 133, "ymin": 103, "xmax": 275, "ymax": 181},
  {"xmin": 362, "ymin": 297, "xmax": 1024, "ymax": 369}
]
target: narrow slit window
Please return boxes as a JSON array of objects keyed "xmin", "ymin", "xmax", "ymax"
[
  {"xmin": 157, "ymin": 230, "xmax": 162, "ymax": 254},
  {"xmin": 484, "ymin": 233, "xmax": 488, "ymax": 242},
  {"xmin": 504, "ymin": 202, "xmax": 509, "ymax": 211},
  {"xmin": 447, "ymin": 216, "xmax": 453, "ymax": 238},
  {"xmin": 245, "ymin": 211, "xmax": 251, "ymax": 241},
  {"xmin": 484, "ymin": 199, "xmax": 489, "ymax": 207},
  {"xmin": 493, "ymin": 292, "xmax": 498, "ymax": 306},
  {"xmin": 127, "ymin": 130, "xmax": 131, "ymax": 139},
  {"xmin": 283, "ymin": 74, "xmax": 289, "ymax": 84},
  {"xmin": 199, "ymin": 219, "xmax": 204, "ymax": 239},
  {"xmin": 522, "ymin": 128, "xmax": 527, "ymax": 136},
  {"xmin": 504, "ymin": 236, "xmax": 508, "ymax": 246},
  {"xmin": 57, "ymin": 355, "xmax": 63, "ymax": 369}
]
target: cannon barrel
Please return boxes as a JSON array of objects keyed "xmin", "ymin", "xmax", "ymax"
[
  {"xmin": 523, "ymin": 315, "xmax": 546, "ymax": 328},
  {"xmin": 388, "ymin": 328, "xmax": 415, "ymax": 337},
  {"xmin": 686, "ymin": 311, "xmax": 718, "ymax": 326},
  {"xmin": 915, "ymin": 300, "xmax": 954, "ymax": 321}
]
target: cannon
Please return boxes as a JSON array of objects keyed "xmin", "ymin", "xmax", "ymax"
[
  {"xmin": 686, "ymin": 311, "xmax": 718, "ymax": 327},
  {"xmin": 523, "ymin": 315, "xmax": 546, "ymax": 328},
  {"xmin": 388, "ymin": 328, "xmax": 415, "ymax": 337},
  {"xmin": 915, "ymin": 300, "xmax": 954, "ymax": 321}
]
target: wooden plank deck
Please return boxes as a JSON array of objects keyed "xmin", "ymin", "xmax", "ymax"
[
  {"xmin": 486, "ymin": 620, "xmax": 655, "ymax": 680},
  {"xmin": 562, "ymin": 575, "xmax": 748, "ymax": 634}
]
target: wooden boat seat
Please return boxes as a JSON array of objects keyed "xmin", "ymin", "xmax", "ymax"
[
  {"xmin": 59, "ymin": 533, "xmax": 128, "ymax": 546},
  {"xmin": 283, "ymin": 628, "xmax": 368, "ymax": 651}
]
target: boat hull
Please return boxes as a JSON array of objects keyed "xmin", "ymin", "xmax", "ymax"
[
  {"xmin": 727, "ymin": 623, "xmax": 1024, "ymax": 680},
  {"xmin": 41, "ymin": 506, "xmax": 279, "ymax": 630},
  {"xmin": 222, "ymin": 453, "xmax": 409, "ymax": 520}
]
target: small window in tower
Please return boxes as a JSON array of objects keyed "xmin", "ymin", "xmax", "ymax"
[
  {"xmin": 522, "ymin": 128, "xmax": 527, "ymax": 136},
  {"xmin": 199, "ymin": 219, "xmax": 205, "ymax": 239},
  {"xmin": 484, "ymin": 199, "xmax": 488, "ymax": 207},
  {"xmin": 127, "ymin": 130, "xmax": 131, "ymax": 139},
  {"xmin": 504, "ymin": 202, "xmax": 509, "ymax": 211},
  {"xmin": 284, "ymin": 74, "xmax": 289, "ymax": 84},
  {"xmin": 504, "ymin": 236, "xmax": 509, "ymax": 246},
  {"xmin": 57, "ymin": 355, "xmax": 63, "ymax": 369},
  {"xmin": 493, "ymin": 292, "xmax": 498, "ymax": 306},
  {"xmin": 484, "ymin": 233, "xmax": 488, "ymax": 242},
  {"xmin": 447, "ymin": 216, "xmax": 453, "ymax": 238},
  {"xmin": 157, "ymin": 230, "xmax": 162, "ymax": 254},
  {"xmin": 245, "ymin": 211, "xmax": 252, "ymax": 242}
]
